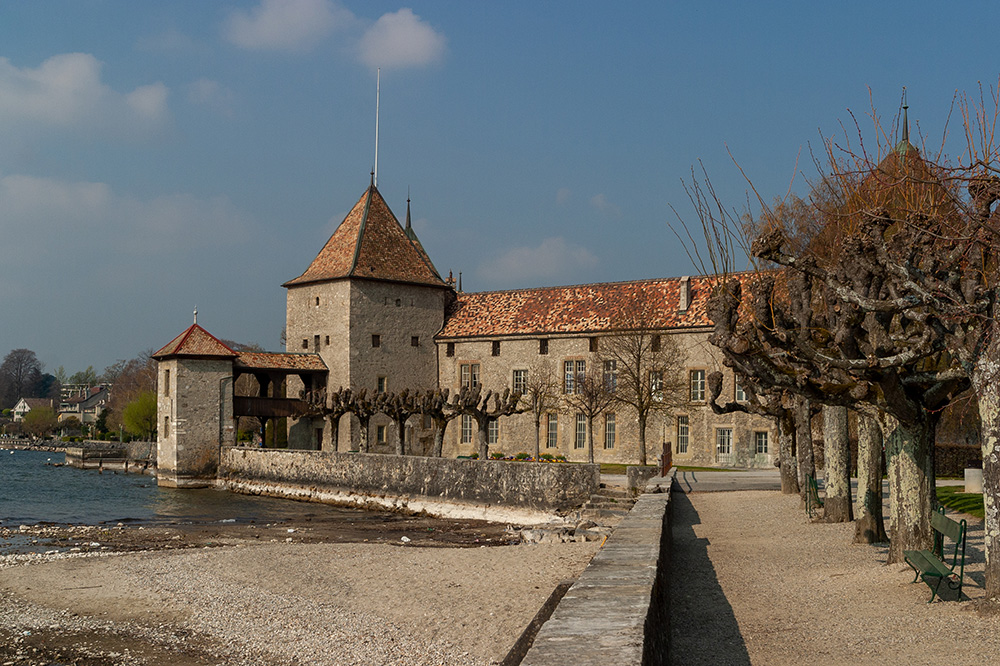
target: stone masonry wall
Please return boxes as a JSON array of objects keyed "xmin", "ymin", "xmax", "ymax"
[
  {"xmin": 219, "ymin": 447, "xmax": 600, "ymax": 523},
  {"xmin": 437, "ymin": 328, "xmax": 772, "ymax": 467}
]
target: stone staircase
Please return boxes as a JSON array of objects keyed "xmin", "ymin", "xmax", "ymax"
[{"xmin": 579, "ymin": 483, "xmax": 636, "ymax": 522}]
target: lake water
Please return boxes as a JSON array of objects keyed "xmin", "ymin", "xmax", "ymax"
[{"xmin": 0, "ymin": 447, "xmax": 349, "ymax": 527}]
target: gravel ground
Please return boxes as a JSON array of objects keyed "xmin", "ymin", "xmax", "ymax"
[
  {"xmin": 670, "ymin": 490, "xmax": 1000, "ymax": 665},
  {"xmin": 0, "ymin": 537, "xmax": 598, "ymax": 665}
]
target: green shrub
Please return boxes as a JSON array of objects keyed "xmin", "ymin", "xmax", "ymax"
[
  {"xmin": 490, "ymin": 451, "xmax": 505, "ymax": 460},
  {"xmin": 514, "ymin": 452, "xmax": 531, "ymax": 460}
]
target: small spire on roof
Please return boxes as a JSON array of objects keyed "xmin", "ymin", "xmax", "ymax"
[
  {"xmin": 193, "ymin": 307, "xmax": 198, "ymax": 325},
  {"xmin": 370, "ymin": 170, "xmax": 375, "ymax": 188},
  {"xmin": 458, "ymin": 271, "xmax": 463, "ymax": 292},
  {"xmin": 406, "ymin": 190, "xmax": 412, "ymax": 230}
]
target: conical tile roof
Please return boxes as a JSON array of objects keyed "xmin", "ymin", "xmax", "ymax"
[
  {"xmin": 152, "ymin": 324, "xmax": 238, "ymax": 359},
  {"xmin": 283, "ymin": 183, "xmax": 446, "ymax": 288}
]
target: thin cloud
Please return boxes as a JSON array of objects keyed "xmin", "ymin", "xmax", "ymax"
[
  {"xmin": 478, "ymin": 237, "xmax": 599, "ymax": 285},
  {"xmin": 590, "ymin": 193, "xmax": 622, "ymax": 218},
  {"xmin": 0, "ymin": 53, "xmax": 169, "ymax": 134},
  {"xmin": 187, "ymin": 78, "xmax": 237, "ymax": 117},
  {"xmin": 358, "ymin": 9, "xmax": 446, "ymax": 70},
  {"xmin": 223, "ymin": 0, "xmax": 353, "ymax": 52}
]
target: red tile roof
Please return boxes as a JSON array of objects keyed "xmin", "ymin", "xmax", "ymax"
[
  {"xmin": 437, "ymin": 274, "xmax": 745, "ymax": 339},
  {"xmin": 152, "ymin": 324, "xmax": 238, "ymax": 359},
  {"xmin": 235, "ymin": 351, "xmax": 327, "ymax": 372},
  {"xmin": 283, "ymin": 184, "xmax": 447, "ymax": 289}
]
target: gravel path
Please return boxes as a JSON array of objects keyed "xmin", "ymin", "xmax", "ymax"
[
  {"xmin": 0, "ymin": 540, "xmax": 598, "ymax": 665},
  {"xmin": 670, "ymin": 490, "xmax": 1000, "ymax": 665}
]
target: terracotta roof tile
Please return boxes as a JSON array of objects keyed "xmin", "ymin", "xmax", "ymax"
[
  {"xmin": 437, "ymin": 274, "xmax": 750, "ymax": 339},
  {"xmin": 235, "ymin": 351, "xmax": 327, "ymax": 372},
  {"xmin": 152, "ymin": 324, "xmax": 238, "ymax": 359},
  {"xmin": 283, "ymin": 185, "xmax": 446, "ymax": 289}
]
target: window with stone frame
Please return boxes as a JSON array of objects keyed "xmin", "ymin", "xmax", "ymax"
[
  {"xmin": 460, "ymin": 363, "xmax": 480, "ymax": 389},
  {"xmin": 446, "ymin": 342, "xmax": 455, "ymax": 357},
  {"xmin": 689, "ymin": 369, "xmax": 706, "ymax": 402},
  {"xmin": 677, "ymin": 415, "xmax": 689, "ymax": 453},
  {"xmin": 376, "ymin": 425, "xmax": 388, "ymax": 444},
  {"xmin": 716, "ymin": 427, "xmax": 733, "ymax": 464},
  {"xmin": 604, "ymin": 413, "xmax": 616, "ymax": 449},
  {"xmin": 377, "ymin": 376, "xmax": 387, "ymax": 394},
  {"xmin": 564, "ymin": 359, "xmax": 586, "ymax": 394},
  {"xmin": 574, "ymin": 413, "xmax": 586, "ymax": 449},
  {"xmin": 371, "ymin": 334, "xmax": 381, "ymax": 348},
  {"xmin": 546, "ymin": 413, "xmax": 558, "ymax": 448},
  {"xmin": 492, "ymin": 341, "xmax": 501, "ymax": 356},
  {"xmin": 603, "ymin": 359, "xmax": 618, "ymax": 391},
  {"xmin": 755, "ymin": 431, "xmax": 769, "ymax": 454},
  {"xmin": 461, "ymin": 414, "xmax": 474, "ymax": 444},
  {"xmin": 512, "ymin": 369, "xmax": 527, "ymax": 394},
  {"xmin": 649, "ymin": 370, "xmax": 664, "ymax": 401},
  {"xmin": 539, "ymin": 339, "xmax": 549, "ymax": 355},
  {"xmin": 488, "ymin": 420, "xmax": 499, "ymax": 445},
  {"xmin": 735, "ymin": 375, "xmax": 748, "ymax": 402}
]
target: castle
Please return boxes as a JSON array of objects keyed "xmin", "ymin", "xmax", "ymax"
[{"xmin": 153, "ymin": 177, "xmax": 768, "ymax": 487}]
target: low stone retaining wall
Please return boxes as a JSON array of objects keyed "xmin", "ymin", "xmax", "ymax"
[
  {"xmin": 218, "ymin": 447, "xmax": 601, "ymax": 525},
  {"xmin": 521, "ymin": 472, "xmax": 673, "ymax": 666}
]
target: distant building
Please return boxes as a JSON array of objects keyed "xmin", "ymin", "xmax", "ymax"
[
  {"xmin": 155, "ymin": 178, "xmax": 771, "ymax": 482},
  {"xmin": 58, "ymin": 386, "xmax": 110, "ymax": 424},
  {"xmin": 12, "ymin": 397, "xmax": 54, "ymax": 422}
]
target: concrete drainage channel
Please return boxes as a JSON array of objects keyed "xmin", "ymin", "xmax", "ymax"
[{"xmin": 509, "ymin": 471, "xmax": 674, "ymax": 666}]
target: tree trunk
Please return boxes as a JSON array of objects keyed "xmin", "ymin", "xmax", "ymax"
[
  {"xmin": 854, "ymin": 411, "xmax": 887, "ymax": 544},
  {"xmin": 431, "ymin": 417, "xmax": 450, "ymax": 457},
  {"xmin": 777, "ymin": 411, "xmax": 799, "ymax": 495},
  {"xmin": 477, "ymin": 417, "xmax": 489, "ymax": 460},
  {"xmin": 637, "ymin": 415, "xmax": 647, "ymax": 466},
  {"xmin": 822, "ymin": 405, "xmax": 853, "ymax": 523},
  {"xmin": 534, "ymin": 415, "xmax": 541, "ymax": 461},
  {"xmin": 329, "ymin": 413, "xmax": 340, "ymax": 452},
  {"xmin": 972, "ymin": 359, "xmax": 1000, "ymax": 600},
  {"xmin": 394, "ymin": 417, "xmax": 406, "ymax": 456},
  {"xmin": 884, "ymin": 414, "xmax": 935, "ymax": 564},
  {"xmin": 795, "ymin": 397, "xmax": 815, "ymax": 502},
  {"xmin": 587, "ymin": 415, "xmax": 595, "ymax": 464},
  {"xmin": 358, "ymin": 417, "xmax": 370, "ymax": 453}
]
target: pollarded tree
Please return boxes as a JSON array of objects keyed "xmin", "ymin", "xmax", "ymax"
[
  {"xmin": 454, "ymin": 386, "xmax": 524, "ymax": 460},
  {"xmin": 419, "ymin": 388, "xmax": 464, "ymax": 457},
  {"xmin": 349, "ymin": 389, "xmax": 379, "ymax": 453},
  {"xmin": 380, "ymin": 389, "xmax": 419, "ymax": 455}
]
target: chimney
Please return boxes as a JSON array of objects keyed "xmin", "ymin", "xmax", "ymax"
[{"xmin": 678, "ymin": 276, "xmax": 691, "ymax": 312}]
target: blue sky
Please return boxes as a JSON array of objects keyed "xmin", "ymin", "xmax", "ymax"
[{"xmin": 0, "ymin": 0, "xmax": 996, "ymax": 375}]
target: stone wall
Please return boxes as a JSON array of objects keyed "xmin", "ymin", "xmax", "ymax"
[
  {"xmin": 520, "ymin": 473, "xmax": 673, "ymax": 665},
  {"xmin": 437, "ymin": 329, "xmax": 772, "ymax": 467},
  {"xmin": 218, "ymin": 447, "xmax": 600, "ymax": 524}
]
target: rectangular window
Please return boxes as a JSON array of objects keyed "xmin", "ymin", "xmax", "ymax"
[
  {"xmin": 377, "ymin": 376, "xmax": 387, "ymax": 394},
  {"xmin": 461, "ymin": 414, "xmax": 474, "ymax": 444},
  {"xmin": 446, "ymin": 342, "xmax": 455, "ymax": 357},
  {"xmin": 546, "ymin": 413, "xmax": 558, "ymax": 448},
  {"xmin": 377, "ymin": 425, "xmax": 387, "ymax": 444},
  {"xmin": 677, "ymin": 415, "xmax": 689, "ymax": 454},
  {"xmin": 651, "ymin": 335, "xmax": 661, "ymax": 352},
  {"xmin": 163, "ymin": 416, "xmax": 170, "ymax": 437},
  {"xmin": 604, "ymin": 413, "xmax": 616, "ymax": 449},
  {"xmin": 717, "ymin": 428, "xmax": 733, "ymax": 464},
  {"xmin": 589, "ymin": 337, "xmax": 599, "ymax": 353},
  {"xmin": 603, "ymin": 359, "xmax": 617, "ymax": 391},
  {"xmin": 564, "ymin": 360, "xmax": 586, "ymax": 394},
  {"xmin": 302, "ymin": 339, "xmax": 309, "ymax": 350},
  {"xmin": 539, "ymin": 339, "xmax": 549, "ymax": 355},
  {"xmin": 574, "ymin": 413, "xmax": 587, "ymax": 449},
  {"xmin": 460, "ymin": 363, "xmax": 480, "ymax": 389},
  {"xmin": 315, "ymin": 296, "xmax": 320, "ymax": 306},
  {"xmin": 649, "ymin": 370, "xmax": 663, "ymax": 401},
  {"xmin": 164, "ymin": 369, "xmax": 170, "ymax": 397},
  {"xmin": 371, "ymin": 334, "xmax": 381, "ymax": 348},
  {"xmin": 512, "ymin": 369, "xmax": 527, "ymax": 394},
  {"xmin": 488, "ymin": 420, "xmax": 499, "ymax": 445},
  {"xmin": 325, "ymin": 335, "xmax": 330, "ymax": 346},
  {"xmin": 492, "ymin": 341, "xmax": 500, "ymax": 356},
  {"xmin": 314, "ymin": 335, "xmax": 320, "ymax": 352},
  {"xmin": 689, "ymin": 369, "xmax": 706, "ymax": 402},
  {"xmin": 735, "ymin": 376, "xmax": 747, "ymax": 402},
  {"xmin": 755, "ymin": 431, "xmax": 769, "ymax": 455},
  {"xmin": 411, "ymin": 336, "xmax": 420, "ymax": 347}
]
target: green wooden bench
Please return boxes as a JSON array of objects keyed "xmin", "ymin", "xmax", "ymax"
[
  {"xmin": 903, "ymin": 507, "xmax": 967, "ymax": 603},
  {"xmin": 805, "ymin": 474, "xmax": 824, "ymax": 518}
]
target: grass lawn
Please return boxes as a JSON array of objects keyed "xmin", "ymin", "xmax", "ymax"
[
  {"xmin": 937, "ymin": 485, "xmax": 985, "ymax": 520},
  {"xmin": 599, "ymin": 463, "xmax": 656, "ymax": 474},
  {"xmin": 675, "ymin": 465, "xmax": 747, "ymax": 472}
]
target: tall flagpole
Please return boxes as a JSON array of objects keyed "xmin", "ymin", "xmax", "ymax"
[{"xmin": 374, "ymin": 68, "xmax": 380, "ymax": 187}]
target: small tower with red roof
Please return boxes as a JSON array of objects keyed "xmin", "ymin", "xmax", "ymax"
[{"xmin": 151, "ymin": 312, "xmax": 238, "ymax": 487}]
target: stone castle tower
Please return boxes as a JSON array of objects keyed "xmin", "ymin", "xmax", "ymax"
[{"xmin": 282, "ymin": 179, "xmax": 453, "ymax": 451}]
